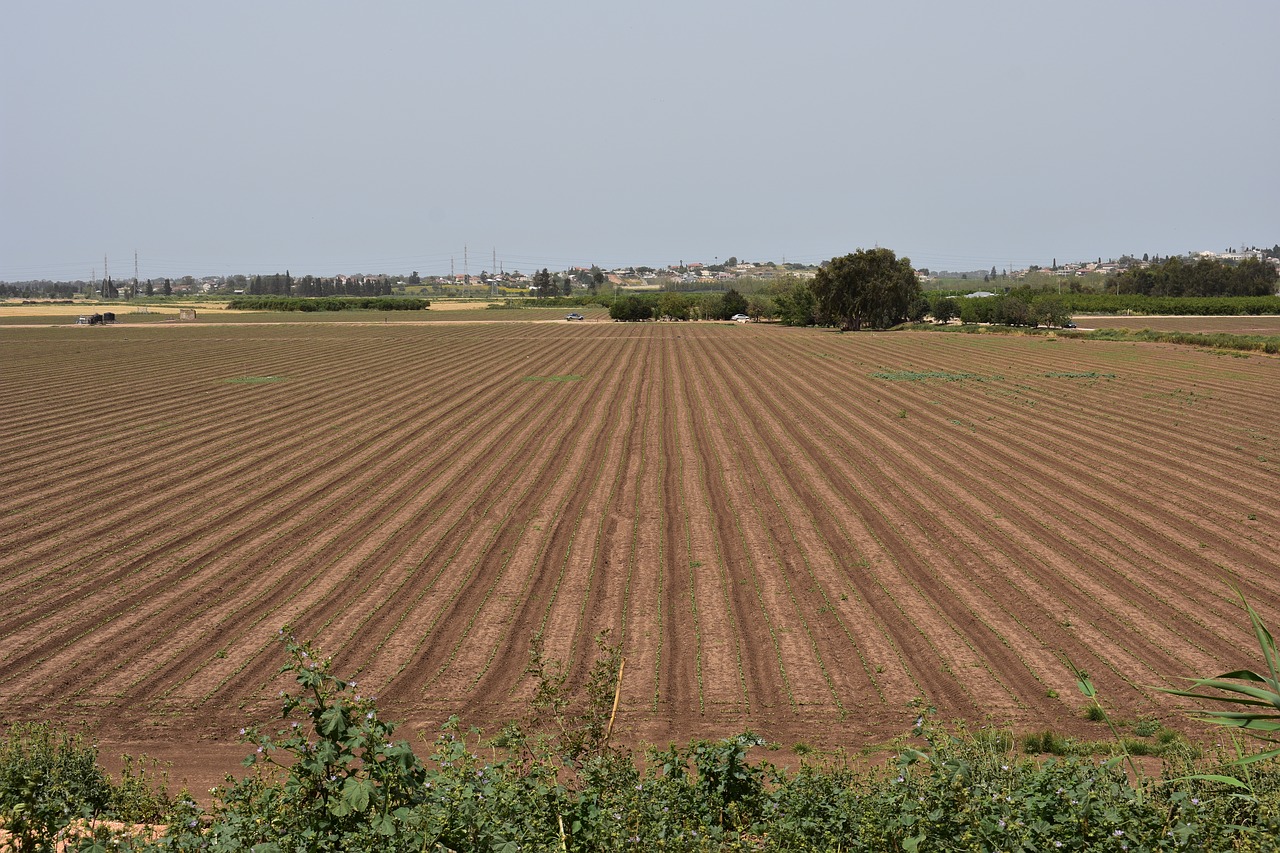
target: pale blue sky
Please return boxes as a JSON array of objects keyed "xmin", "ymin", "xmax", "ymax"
[{"xmin": 3, "ymin": 1, "xmax": 1277, "ymax": 279}]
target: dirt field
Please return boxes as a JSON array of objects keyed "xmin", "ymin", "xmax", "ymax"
[
  {"xmin": 1076, "ymin": 314, "xmax": 1280, "ymax": 335},
  {"xmin": 1, "ymin": 321, "xmax": 1277, "ymax": 792},
  {"xmin": 0, "ymin": 300, "xmax": 600, "ymax": 326}
]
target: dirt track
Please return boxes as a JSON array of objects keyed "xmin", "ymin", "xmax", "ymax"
[{"xmin": 1, "ymin": 321, "xmax": 1278, "ymax": 790}]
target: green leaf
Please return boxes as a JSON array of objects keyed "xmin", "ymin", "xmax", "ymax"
[
  {"xmin": 1066, "ymin": 658, "xmax": 1095, "ymax": 699},
  {"xmin": 373, "ymin": 813, "xmax": 397, "ymax": 836},
  {"xmin": 1170, "ymin": 773, "xmax": 1252, "ymax": 790},
  {"xmin": 1188, "ymin": 712, "xmax": 1280, "ymax": 731},
  {"xmin": 1211, "ymin": 669, "xmax": 1271, "ymax": 683},
  {"xmin": 1230, "ymin": 747, "xmax": 1280, "ymax": 766},
  {"xmin": 1165, "ymin": 687, "xmax": 1274, "ymax": 708},
  {"xmin": 72, "ymin": 841, "xmax": 109, "ymax": 853},
  {"xmin": 319, "ymin": 705, "xmax": 348, "ymax": 739},
  {"xmin": 341, "ymin": 777, "xmax": 371, "ymax": 813},
  {"xmin": 1240, "ymin": 590, "xmax": 1280, "ymax": 686},
  {"xmin": 1181, "ymin": 678, "xmax": 1280, "ymax": 705}
]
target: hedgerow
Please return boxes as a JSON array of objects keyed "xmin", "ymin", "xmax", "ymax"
[
  {"xmin": 5, "ymin": 632, "xmax": 1280, "ymax": 851},
  {"xmin": 1058, "ymin": 294, "xmax": 1280, "ymax": 316},
  {"xmin": 224, "ymin": 296, "xmax": 430, "ymax": 311}
]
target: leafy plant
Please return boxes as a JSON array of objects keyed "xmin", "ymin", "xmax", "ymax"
[
  {"xmin": 510, "ymin": 630, "xmax": 624, "ymax": 764},
  {"xmin": 1067, "ymin": 660, "xmax": 1144, "ymax": 790},
  {"xmin": 1134, "ymin": 715, "xmax": 1161, "ymax": 738},
  {"xmin": 170, "ymin": 630, "xmax": 435, "ymax": 851},
  {"xmin": 1162, "ymin": 588, "xmax": 1280, "ymax": 766},
  {"xmin": 109, "ymin": 753, "xmax": 177, "ymax": 825},
  {"xmin": 0, "ymin": 722, "xmax": 112, "ymax": 852},
  {"xmin": 689, "ymin": 732, "xmax": 767, "ymax": 828}
]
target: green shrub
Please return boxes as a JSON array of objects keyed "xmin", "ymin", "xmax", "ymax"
[
  {"xmin": 109, "ymin": 754, "xmax": 177, "ymax": 825},
  {"xmin": 12, "ymin": 622, "xmax": 1280, "ymax": 851},
  {"xmin": 0, "ymin": 722, "xmax": 112, "ymax": 851},
  {"xmin": 1022, "ymin": 730, "xmax": 1071, "ymax": 755},
  {"xmin": 608, "ymin": 295, "xmax": 655, "ymax": 321},
  {"xmin": 1134, "ymin": 715, "xmax": 1161, "ymax": 738}
]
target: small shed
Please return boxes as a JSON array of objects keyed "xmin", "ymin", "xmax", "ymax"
[{"xmin": 179, "ymin": 308, "xmax": 197, "ymax": 321}]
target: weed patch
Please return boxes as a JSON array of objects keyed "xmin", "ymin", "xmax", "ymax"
[
  {"xmin": 1042, "ymin": 371, "xmax": 1116, "ymax": 380},
  {"xmin": 223, "ymin": 375, "xmax": 287, "ymax": 384},
  {"xmin": 871, "ymin": 370, "xmax": 996, "ymax": 382},
  {"xmin": 522, "ymin": 374, "xmax": 583, "ymax": 382}
]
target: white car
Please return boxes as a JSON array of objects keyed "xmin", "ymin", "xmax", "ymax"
[{"xmin": 731, "ymin": 313, "xmax": 750, "ymax": 323}]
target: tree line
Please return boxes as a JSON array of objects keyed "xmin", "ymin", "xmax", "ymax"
[
  {"xmin": 607, "ymin": 288, "xmax": 750, "ymax": 321},
  {"xmin": 245, "ymin": 273, "xmax": 396, "ymax": 298},
  {"xmin": 225, "ymin": 296, "xmax": 430, "ymax": 311},
  {"xmin": 1109, "ymin": 256, "xmax": 1276, "ymax": 298}
]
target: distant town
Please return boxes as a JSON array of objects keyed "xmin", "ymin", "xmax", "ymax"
[{"xmin": 3, "ymin": 245, "xmax": 1278, "ymax": 299}]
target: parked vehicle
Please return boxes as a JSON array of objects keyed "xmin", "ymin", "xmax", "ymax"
[{"xmin": 565, "ymin": 312, "xmax": 585, "ymax": 321}]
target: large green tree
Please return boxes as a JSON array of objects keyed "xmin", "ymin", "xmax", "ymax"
[
  {"xmin": 771, "ymin": 274, "xmax": 818, "ymax": 326},
  {"xmin": 810, "ymin": 248, "xmax": 921, "ymax": 330},
  {"xmin": 721, "ymin": 288, "xmax": 748, "ymax": 318}
]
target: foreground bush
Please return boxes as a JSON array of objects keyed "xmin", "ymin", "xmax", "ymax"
[
  {"xmin": 7, "ymin": 633, "xmax": 1280, "ymax": 851},
  {"xmin": 0, "ymin": 723, "xmax": 174, "ymax": 851}
]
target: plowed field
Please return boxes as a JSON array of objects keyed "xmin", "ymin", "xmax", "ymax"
[
  {"xmin": 1077, "ymin": 314, "xmax": 1280, "ymax": 335},
  {"xmin": 2, "ymin": 322, "xmax": 1277, "ymax": 765}
]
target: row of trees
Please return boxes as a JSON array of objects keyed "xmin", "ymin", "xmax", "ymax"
[
  {"xmin": 529, "ymin": 266, "xmax": 608, "ymax": 297},
  {"xmin": 224, "ymin": 296, "xmax": 430, "ymax": 311},
  {"xmin": 721, "ymin": 253, "xmax": 1277, "ymax": 328},
  {"xmin": 0, "ymin": 278, "xmax": 174, "ymax": 299},
  {"xmin": 948, "ymin": 292, "xmax": 1072, "ymax": 327},
  {"xmin": 0, "ymin": 281, "xmax": 80, "ymax": 298},
  {"xmin": 1109, "ymin": 256, "xmax": 1277, "ymax": 298},
  {"xmin": 248, "ymin": 273, "xmax": 395, "ymax": 298},
  {"xmin": 608, "ymin": 288, "xmax": 750, "ymax": 321}
]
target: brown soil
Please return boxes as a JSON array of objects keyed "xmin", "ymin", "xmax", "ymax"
[{"xmin": 2, "ymin": 322, "xmax": 1277, "ymax": 795}]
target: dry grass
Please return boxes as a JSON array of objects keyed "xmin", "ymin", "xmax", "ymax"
[{"xmin": 427, "ymin": 300, "xmax": 501, "ymax": 311}]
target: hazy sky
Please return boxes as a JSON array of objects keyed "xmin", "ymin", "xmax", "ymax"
[{"xmin": 3, "ymin": 1, "xmax": 1277, "ymax": 279}]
